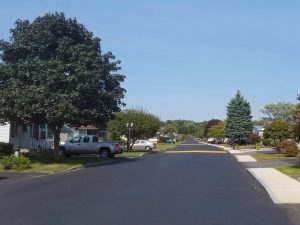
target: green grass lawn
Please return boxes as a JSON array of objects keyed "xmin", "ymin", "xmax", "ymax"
[
  {"xmin": 218, "ymin": 144, "xmax": 256, "ymax": 149},
  {"xmin": 156, "ymin": 142, "xmax": 180, "ymax": 151},
  {"xmin": 0, "ymin": 151, "xmax": 149, "ymax": 173},
  {"xmin": 251, "ymin": 153, "xmax": 296, "ymax": 161},
  {"xmin": 0, "ymin": 155, "xmax": 113, "ymax": 173},
  {"xmin": 274, "ymin": 165, "xmax": 300, "ymax": 181}
]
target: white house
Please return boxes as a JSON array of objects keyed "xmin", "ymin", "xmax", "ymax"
[
  {"xmin": 0, "ymin": 122, "xmax": 108, "ymax": 150},
  {"xmin": 0, "ymin": 123, "xmax": 10, "ymax": 143},
  {"xmin": 253, "ymin": 126, "xmax": 265, "ymax": 138},
  {"xmin": 0, "ymin": 121, "xmax": 73, "ymax": 150}
]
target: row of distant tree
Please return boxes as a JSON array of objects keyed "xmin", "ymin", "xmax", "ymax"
[{"xmin": 156, "ymin": 91, "xmax": 300, "ymax": 146}]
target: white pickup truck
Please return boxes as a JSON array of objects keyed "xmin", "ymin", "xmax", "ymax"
[{"xmin": 60, "ymin": 135, "xmax": 123, "ymax": 158}]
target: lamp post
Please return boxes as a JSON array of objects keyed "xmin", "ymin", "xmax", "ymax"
[{"xmin": 126, "ymin": 122, "xmax": 134, "ymax": 150}]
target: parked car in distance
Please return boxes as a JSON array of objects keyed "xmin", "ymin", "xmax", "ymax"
[
  {"xmin": 60, "ymin": 135, "xmax": 123, "ymax": 158},
  {"xmin": 132, "ymin": 140, "xmax": 155, "ymax": 150}
]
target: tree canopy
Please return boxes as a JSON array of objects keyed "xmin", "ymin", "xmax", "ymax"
[
  {"xmin": 160, "ymin": 124, "xmax": 177, "ymax": 135},
  {"xmin": 225, "ymin": 91, "xmax": 253, "ymax": 139},
  {"xmin": 0, "ymin": 12, "xmax": 125, "ymax": 154},
  {"xmin": 204, "ymin": 119, "xmax": 221, "ymax": 138},
  {"xmin": 260, "ymin": 102, "xmax": 296, "ymax": 121},
  {"xmin": 207, "ymin": 122, "xmax": 225, "ymax": 140},
  {"xmin": 107, "ymin": 108, "xmax": 160, "ymax": 149},
  {"xmin": 263, "ymin": 120, "xmax": 293, "ymax": 142}
]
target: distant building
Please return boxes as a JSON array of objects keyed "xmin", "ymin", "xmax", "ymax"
[{"xmin": 253, "ymin": 126, "xmax": 264, "ymax": 138}]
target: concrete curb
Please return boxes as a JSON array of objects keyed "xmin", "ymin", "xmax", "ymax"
[
  {"xmin": 67, "ymin": 152, "xmax": 153, "ymax": 171},
  {"xmin": 215, "ymin": 143, "xmax": 300, "ymax": 204},
  {"xmin": 248, "ymin": 168, "xmax": 300, "ymax": 204}
]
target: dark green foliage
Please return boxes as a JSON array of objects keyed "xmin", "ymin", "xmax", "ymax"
[
  {"xmin": 204, "ymin": 119, "xmax": 221, "ymax": 137},
  {"xmin": 107, "ymin": 108, "xmax": 160, "ymax": 148},
  {"xmin": 0, "ymin": 12, "xmax": 125, "ymax": 155},
  {"xmin": 0, "ymin": 142, "xmax": 13, "ymax": 156},
  {"xmin": 225, "ymin": 91, "xmax": 253, "ymax": 139},
  {"xmin": 1, "ymin": 154, "xmax": 31, "ymax": 170},
  {"xmin": 263, "ymin": 120, "xmax": 293, "ymax": 142},
  {"xmin": 262, "ymin": 139, "xmax": 271, "ymax": 146},
  {"xmin": 207, "ymin": 122, "xmax": 225, "ymax": 140},
  {"xmin": 162, "ymin": 120, "xmax": 204, "ymax": 136}
]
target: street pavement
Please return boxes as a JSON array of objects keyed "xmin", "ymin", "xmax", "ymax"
[{"xmin": 0, "ymin": 139, "xmax": 296, "ymax": 225}]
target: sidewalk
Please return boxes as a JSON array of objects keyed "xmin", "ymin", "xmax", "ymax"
[
  {"xmin": 248, "ymin": 168, "xmax": 300, "ymax": 204},
  {"xmin": 213, "ymin": 144, "xmax": 300, "ymax": 204}
]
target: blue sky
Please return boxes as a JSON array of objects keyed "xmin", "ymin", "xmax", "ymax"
[{"xmin": 1, "ymin": 0, "xmax": 300, "ymax": 121}]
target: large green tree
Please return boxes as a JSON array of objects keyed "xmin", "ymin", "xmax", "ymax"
[
  {"xmin": 107, "ymin": 108, "xmax": 160, "ymax": 150},
  {"xmin": 207, "ymin": 122, "xmax": 225, "ymax": 140},
  {"xmin": 263, "ymin": 120, "xmax": 293, "ymax": 143},
  {"xmin": 260, "ymin": 102, "xmax": 296, "ymax": 121},
  {"xmin": 160, "ymin": 124, "xmax": 177, "ymax": 135},
  {"xmin": 0, "ymin": 12, "xmax": 125, "ymax": 156},
  {"xmin": 225, "ymin": 91, "xmax": 253, "ymax": 139},
  {"xmin": 204, "ymin": 119, "xmax": 221, "ymax": 138}
]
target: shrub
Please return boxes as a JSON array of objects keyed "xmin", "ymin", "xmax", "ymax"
[
  {"xmin": 0, "ymin": 142, "xmax": 13, "ymax": 155},
  {"xmin": 285, "ymin": 142, "xmax": 299, "ymax": 157},
  {"xmin": 279, "ymin": 139, "xmax": 290, "ymax": 150},
  {"xmin": 279, "ymin": 140, "xmax": 299, "ymax": 157},
  {"xmin": 262, "ymin": 139, "xmax": 271, "ymax": 146},
  {"xmin": 249, "ymin": 134, "xmax": 260, "ymax": 144},
  {"xmin": 1, "ymin": 154, "xmax": 31, "ymax": 170},
  {"xmin": 1, "ymin": 155, "xmax": 15, "ymax": 170}
]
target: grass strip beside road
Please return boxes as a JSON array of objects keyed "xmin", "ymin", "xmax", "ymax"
[
  {"xmin": 0, "ymin": 155, "xmax": 109, "ymax": 173},
  {"xmin": 274, "ymin": 165, "xmax": 300, "ymax": 182},
  {"xmin": 219, "ymin": 144, "xmax": 256, "ymax": 149},
  {"xmin": 156, "ymin": 142, "xmax": 181, "ymax": 151},
  {"xmin": 249, "ymin": 153, "xmax": 300, "ymax": 181},
  {"xmin": 251, "ymin": 153, "xmax": 296, "ymax": 161},
  {"xmin": 0, "ymin": 151, "xmax": 147, "ymax": 173},
  {"xmin": 120, "ymin": 151, "xmax": 147, "ymax": 157}
]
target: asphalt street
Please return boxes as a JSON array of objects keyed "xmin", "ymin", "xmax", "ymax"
[{"xmin": 0, "ymin": 139, "xmax": 295, "ymax": 225}]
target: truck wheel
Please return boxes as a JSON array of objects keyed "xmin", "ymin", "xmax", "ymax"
[{"xmin": 100, "ymin": 149, "xmax": 110, "ymax": 158}]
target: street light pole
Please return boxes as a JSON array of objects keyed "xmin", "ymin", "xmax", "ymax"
[{"xmin": 126, "ymin": 123, "xmax": 133, "ymax": 151}]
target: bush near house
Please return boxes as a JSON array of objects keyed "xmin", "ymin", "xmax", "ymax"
[
  {"xmin": 279, "ymin": 139, "xmax": 299, "ymax": 157},
  {"xmin": 0, "ymin": 142, "xmax": 13, "ymax": 156},
  {"xmin": 1, "ymin": 154, "xmax": 31, "ymax": 170}
]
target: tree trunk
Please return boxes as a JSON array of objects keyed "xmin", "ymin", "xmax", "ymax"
[
  {"xmin": 130, "ymin": 139, "xmax": 136, "ymax": 150},
  {"xmin": 52, "ymin": 125, "xmax": 62, "ymax": 159}
]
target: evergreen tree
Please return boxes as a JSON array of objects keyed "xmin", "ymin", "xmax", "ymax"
[{"xmin": 225, "ymin": 91, "xmax": 253, "ymax": 139}]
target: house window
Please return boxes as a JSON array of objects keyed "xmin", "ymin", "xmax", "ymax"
[
  {"xmin": 39, "ymin": 124, "xmax": 46, "ymax": 140},
  {"xmin": 47, "ymin": 126, "xmax": 54, "ymax": 140}
]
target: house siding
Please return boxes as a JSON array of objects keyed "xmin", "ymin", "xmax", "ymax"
[{"xmin": 0, "ymin": 124, "xmax": 10, "ymax": 143}]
